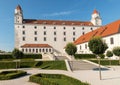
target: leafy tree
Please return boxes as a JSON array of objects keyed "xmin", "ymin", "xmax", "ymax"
[
  {"xmin": 112, "ymin": 47, "xmax": 120, "ymax": 64},
  {"xmin": 12, "ymin": 48, "xmax": 24, "ymax": 59},
  {"xmin": 106, "ymin": 50, "xmax": 113, "ymax": 65},
  {"xmin": 88, "ymin": 36, "xmax": 108, "ymax": 80},
  {"xmin": 65, "ymin": 43, "xmax": 77, "ymax": 56}
]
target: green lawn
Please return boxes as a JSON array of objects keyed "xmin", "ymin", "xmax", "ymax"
[
  {"xmin": 0, "ymin": 60, "xmax": 67, "ymax": 70},
  {"xmin": 90, "ymin": 59, "xmax": 119, "ymax": 65}
]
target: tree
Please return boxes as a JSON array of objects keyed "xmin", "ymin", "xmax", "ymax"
[
  {"xmin": 106, "ymin": 50, "xmax": 113, "ymax": 65},
  {"xmin": 112, "ymin": 47, "xmax": 120, "ymax": 64},
  {"xmin": 88, "ymin": 36, "xmax": 108, "ymax": 80},
  {"xmin": 65, "ymin": 43, "xmax": 77, "ymax": 56},
  {"xmin": 12, "ymin": 48, "xmax": 24, "ymax": 59}
]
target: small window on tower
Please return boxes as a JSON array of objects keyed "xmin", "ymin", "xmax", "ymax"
[
  {"xmin": 23, "ymin": 26, "xmax": 25, "ymax": 28},
  {"xmin": 34, "ymin": 26, "xmax": 37, "ymax": 29}
]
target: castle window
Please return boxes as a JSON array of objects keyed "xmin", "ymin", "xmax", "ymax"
[
  {"xmin": 23, "ymin": 26, "xmax": 25, "ymax": 28},
  {"xmin": 34, "ymin": 26, "xmax": 37, "ymax": 29},
  {"xmin": 44, "ymin": 26, "xmax": 46, "ymax": 29},
  {"xmin": 22, "ymin": 37, "xmax": 25, "ymax": 41},
  {"xmin": 36, "ymin": 49, "xmax": 38, "ymax": 53},
  {"xmin": 82, "ymin": 27, "xmax": 84, "ymax": 30},
  {"xmin": 54, "ymin": 27, "xmax": 56, "ymax": 29},
  {"xmin": 44, "ymin": 31, "xmax": 46, "ymax": 35},
  {"xmin": 46, "ymin": 49, "xmax": 48, "ymax": 52},
  {"xmin": 22, "ymin": 49, "xmax": 24, "ymax": 52},
  {"xmin": 73, "ymin": 27, "xmax": 75, "ymax": 30},
  {"xmin": 63, "ymin": 32, "xmax": 66, "ymax": 35},
  {"xmin": 44, "ymin": 37, "xmax": 46, "ymax": 41},
  {"xmin": 34, "ymin": 37, "xmax": 37, "ymax": 41},
  {"xmin": 110, "ymin": 37, "xmax": 114, "ymax": 44},
  {"xmin": 22, "ymin": 31, "xmax": 25, "ymax": 35},
  {"xmin": 73, "ymin": 32, "xmax": 75, "ymax": 36},
  {"xmin": 49, "ymin": 49, "xmax": 51, "ymax": 52},
  {"xmin": 54, "ymin": 32, "xmax": 56, "ymax": 35},
  {"xmin": 29, "ymin": 49, "xmax": 31, "ymax": 53},
  {"xmin": 82, "ymin": 32, "xmax": 85, "ymax": 35},
  {"xmin": 80, "ymin": 45, "xmax": 82, "ymax": 50},
  {"xmin": 64, "ymin": 37, "xmax": 66, "ymax": 41},
  {"xmin": 73, "ymin": 37, "xmax": 75, "ymax": 41},
  {"xmin": 85, "ymin": 44, "xmax": 87, "ymax": 49},
  {"xmin": 91, "ymin": 28, "xmax": 93, "ymax": 30},
  {"xmin": 39, "ymin": 49, "xmax": 41, "ymax": 52},
  {"xmin": 54, "ymin": 37, "xmax": 57, "ymax": 41},
  {"xmin": 63, "ymin": 27, "xmax": 66, "ymax": 30},
  {"xmin": 34, "ymin": 31, "xmax": 37, "ymax": 35}
]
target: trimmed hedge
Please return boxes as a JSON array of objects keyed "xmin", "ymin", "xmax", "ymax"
[
  {"xmin": 0, "ymin": 70, "xmax": 27, "ymax": 80},
  {"xmin": 0, "ymin": 61, "xmax": 67, "ymax": 70},
  {"xmin": 29, "ymin": 73, "xmax": 89, "ymax": 85},
  {"xmin": 74, "ymin": 54, "xmax": 96, "ymax": 59},
  {"xmin": 0, "ymin": 53, "xmax": 42, "ymax": 59}
]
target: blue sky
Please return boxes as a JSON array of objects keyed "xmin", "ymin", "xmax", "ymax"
[{"xmin": 0, "ymin": 0, "xmax": 120, "ymax": 51}]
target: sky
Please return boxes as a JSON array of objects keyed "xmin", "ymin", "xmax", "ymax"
[{"xmin": 0, "ymin": 0, "xmax": 120, "ymax": 52}]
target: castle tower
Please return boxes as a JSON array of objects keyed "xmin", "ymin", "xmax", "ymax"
[
  {"xmin": 14, "ymin": 5, "xmax": 23, "ymax": 24},
  {"xmin": 91, "ymin": 9, "xmax": 102, "ymax": 26}
]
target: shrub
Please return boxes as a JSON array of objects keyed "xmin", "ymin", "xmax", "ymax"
[
  {"xmin": 29, "ymin": 73, "xmax": 89, "ymax": 85},
  {"xmin": 74, "ymin": 54, "xmax": 96, "ymax": 59},
  {"xmin": 0, "ymin": 70, "xmax": 27, "ymax": 80},
  {"xmin": 23, "ymin": 54, "xmax": 42, "ymax": 59},
  {"xmin": 0, "ymin": 54, "xmax": 13, "ymax": 60}
]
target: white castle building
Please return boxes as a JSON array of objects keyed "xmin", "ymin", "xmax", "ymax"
[
  {"xmin": 14, "ymin": 5, "xmax": 102, "ymax": 54},
  {"xmin": 74, "ymin": 19, "xmax": 120, "ymax": 59}
]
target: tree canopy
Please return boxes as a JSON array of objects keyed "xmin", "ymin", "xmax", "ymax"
[
  {"xmin": 106, "ymin": 50, "xmax": 113, "ymax": 57},
  {"xmin": 88, "ymin": 36, "xmax": 108, "ymax": 55},
  {"xmin": 65, "ymin": 42, "xmax": 77, "ymax": 56},
  {"xmin": 112, "ymin": 47, "xmax": 120, "ymax": 56},
  {"xmin": 12, "ymin": 48, "xmax": 24, "ymax": 59}
]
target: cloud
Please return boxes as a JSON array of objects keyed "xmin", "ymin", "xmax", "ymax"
[{"xmin": 42, "ymin": 11, "xmax": 73, "ymax": 17}]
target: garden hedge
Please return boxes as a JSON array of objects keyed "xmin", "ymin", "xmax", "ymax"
[
  {"xmin": 0, "ymin": 53, "xmax": 42, "ymax": 59},
  {"xmin": 0, "ymin": 70, "xmax": 27, "ymax": 80},
  {"xmin": 29, "ymin": 73, "xmax": 89, "ymax": 85},
  {"xmin": 74, "ymin": 54, "xmax": 96, "ymax": 59}
]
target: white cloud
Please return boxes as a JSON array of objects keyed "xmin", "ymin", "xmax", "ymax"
[{"xmin": 43, "ymin": 11, "xmax": 73, "ymax": 17}]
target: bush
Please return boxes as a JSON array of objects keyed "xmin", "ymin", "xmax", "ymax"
[
  {"xmin": 0, "ymin": 53, "xmax": 42, "ymax": 59},
  {"xmin": 74, "ymin": 54, "xmax": 96, "ymax": 59},
  {"xmin": 0, "ymin": 70, "xmax": 27, "ymax": 80},
  {"xmin": 23, "ymin": 54, "xmax": 42, "ymax": 59},
  {"xmin": 0, "ymin": 54, "xmax": 13, "ymax": 60},
  {"xmin": 29, "ymin": 73, "xmax": 89, "ymax": 85}
]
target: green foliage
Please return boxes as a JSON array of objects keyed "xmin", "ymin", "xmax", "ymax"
[
  {"xmin": 0, "ymin": 54, "xmax": 13, "ymax": 59},
  {"xmin": 35, "ymin": 61, "xmax": 67, "ymax": 70},
  {"xmin": 12, "ymin": 48, "xmax": 24, "ymax": 59},
  {"xmin": 65, "ymin": 43, "xmax": 77, "ymax": 55},
  {"xmin": 0, "ymin": 70, "xmax": 27, "ymax": 80},
  {"xmin": 88, "ymin": 36, "xmax": 108, "ymax": 55},
  {"xmin": 29, "ymin": 73, "xmax": 89, "ymax": 85},
  {"xmin": 23, "ymin": 54, "xmax": 42, "ymax": 59},
  {"xmin": 0, "ymin": 61, "xmax": 67, "ymax": 70},
  {"xmin": 112, "ymin": 47, "xmax": 120, "ymax": 56},
  {"xmin": 74, "ymin": 54, "xmax": 96, "ymax": 59},
  {"xmin": 90, "ymin": 60, "xmax": 119, "ymax": 65},
  {"xmin": 98, "ymin": 54, "xmax": 105, "ymax": 59},
  {"xmin": 106, "ymin": 50, "xmax": 113, "ymax": 57}
]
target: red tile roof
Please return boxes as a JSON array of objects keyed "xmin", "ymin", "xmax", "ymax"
[
  {"xmin": 23, "ymin": 19, "xmax": 94, "ymax": 26},
  {"xmin": 16, "ymin": 5, "xmax": 22, "ymax": 10},
  {"xmin": 74, "ymin": 20, "xmax": 120, "ymax": 45},
  {"xmin": 21, "ymin": 44, "xmax": 52, "ymax": 48},
  {"xmin": 93, "ymin": 9, "xmax": 99, "ymax": 14}
]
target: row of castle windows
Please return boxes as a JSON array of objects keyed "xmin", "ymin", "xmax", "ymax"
[
  {"xmin": 22, "ymin": 37, "xmax": 76, "ymax": 42},
  {"xmin": 22, "ymin": 48, "xmax": 53, "ymax": 53},
  {"xmin": 21, "ymin": 25, "xmax": 93, "ymax": 31},
  {"xmin": 79, "ymin": 37, "xmax": 114, "ymax": 50}
]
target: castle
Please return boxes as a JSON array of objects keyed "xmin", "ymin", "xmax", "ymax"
[{"xmin": 14, "ymin": 5, "xmax": 102, "ymax": 55}]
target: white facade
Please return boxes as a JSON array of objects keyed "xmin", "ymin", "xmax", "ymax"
[
  {"xmin": 75, "ymin": 20, "xmax": 120, "ymax": 59},
  {"xmin": 14, "ymin": 5, "xmax": 101, "ymax": 54}
]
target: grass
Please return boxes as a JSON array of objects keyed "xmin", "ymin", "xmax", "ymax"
[
  {"xmin": 0, "ymin": 60, "xmax": 67, "ymax": 70},
  {"xmin": 35, "ymin": 60, "xmax": 67, "ymax": 70},
  {"xmin": 90, "ymin": 59, "xmax": 119, "ymax": 65}
]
